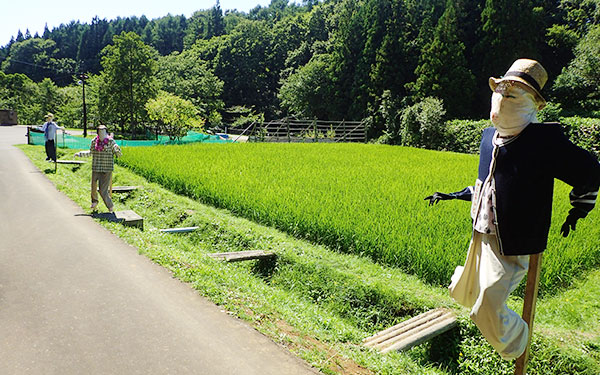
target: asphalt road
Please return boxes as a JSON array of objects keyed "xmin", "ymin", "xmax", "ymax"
[{"xmin": 0, "ymin": 126, "xmax": 317, "ymax": 374}]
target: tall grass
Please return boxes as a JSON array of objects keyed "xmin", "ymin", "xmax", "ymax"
[{"xmin": 119, "ymin": 143, "xmax": 600, "ymax": 294}]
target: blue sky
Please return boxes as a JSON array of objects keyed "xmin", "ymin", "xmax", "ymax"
[{"xmin": 1, "ymin": 0, "xmax": 276, "ymax": 47}]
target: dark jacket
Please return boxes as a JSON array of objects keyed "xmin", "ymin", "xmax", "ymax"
[{"xmin": 453, "ymin": 123, "xmax": 600, "ymax": 255}]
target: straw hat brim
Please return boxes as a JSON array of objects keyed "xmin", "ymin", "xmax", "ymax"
[{"xmin": 489, "ymin": 77, "xmax": 546, "ymax": 110}]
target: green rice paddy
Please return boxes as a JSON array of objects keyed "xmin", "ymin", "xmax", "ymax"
[{"xmin": 119, "ymin": 142, "xmax": 600, "ymax": 294}]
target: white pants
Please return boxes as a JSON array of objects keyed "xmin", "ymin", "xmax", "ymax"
[{"xmin": 449, "ymin": 231, "xmax": 530, "ymax": 360}]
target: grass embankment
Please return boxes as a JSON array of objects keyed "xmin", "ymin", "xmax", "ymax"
[
  {"xmin": 119, "ymin": 143, "xmax": 600, "ymax": 297},
  {"xmin": 20, "ymin": 144, "xmax": 600, "ymax": 375}
]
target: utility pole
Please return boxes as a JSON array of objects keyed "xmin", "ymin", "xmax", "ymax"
[{"xmin": 78, "ymin": 73, "xmax": 89, "ymax": 137}]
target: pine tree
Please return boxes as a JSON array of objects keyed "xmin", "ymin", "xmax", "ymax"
[
  {"xmin": 43, "ymin": 24, "xmax": 51, "ymax": 39},
  {"xmin": 411, "ymin": 0, "xmax": 476, "ymax": 118},
  {"xmin": 208, "ymin": 0, "xmax": 225, "ymax": 38},
  {"xmin": 478, "ymin": 0, "xmax": 541, "ymax": 85}
]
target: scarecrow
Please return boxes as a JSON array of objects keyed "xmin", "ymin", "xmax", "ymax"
[
  {"xmin": 425, "ymin": 59, "xmax": 600, "ymax": 360},
  {"xmin": 76, "ymin": 125, "xmax": 121, "ymax": 212},
  {"xmin": 39, "ymin": 113, "xmax": 64, "ymax": 162}
]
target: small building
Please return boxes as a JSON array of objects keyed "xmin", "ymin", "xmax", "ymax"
[{"xmin": 0, "ymin": 110, "xmax": 18, "ymax": 126}]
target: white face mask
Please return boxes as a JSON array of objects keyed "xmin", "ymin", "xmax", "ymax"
[
  {"xmin": 98, "ymin": 129, "xmax": 107, "ymax": 140},
  {"xmin": 490, "ymin": 85, "xmax": 538, "ymax": 137}
]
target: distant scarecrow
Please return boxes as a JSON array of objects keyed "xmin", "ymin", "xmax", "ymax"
[
  {"xmin": 426, "ymin": 59, "xmax": 600, "ymax": 360},
  {"xmin": 39, "ymin": 113, "xmax": 64, "ymax": 162}
]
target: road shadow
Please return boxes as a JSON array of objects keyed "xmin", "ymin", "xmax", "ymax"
[{"xmin": 75, "ymin": 212, "xmax": 123, "ymax": 224}]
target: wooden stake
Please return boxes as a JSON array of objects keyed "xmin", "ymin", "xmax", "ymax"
[{"xmin": 514, "ymin": 252, "xmax": 543, "ymax": 375}]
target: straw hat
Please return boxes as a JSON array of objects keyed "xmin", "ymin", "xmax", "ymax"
[
  {"xmin": 489, "ymin": 59, "xmax": 548, "ymax": 110},
  {"xmin": 44, "ymin": 112, "xmax": 54, "ymax": 120}
]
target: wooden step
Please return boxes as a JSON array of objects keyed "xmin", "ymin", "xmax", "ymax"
[
  {"xmin": 363, "ymin": 308, "xmax": 457, "ymax": 354},
  {"xmin": 159, "ymin": 226, "xmax": 200, "ymax": 233},
  {"xmin": 208, "ymin": 250, "xmax": 275, "ymax": 262}
]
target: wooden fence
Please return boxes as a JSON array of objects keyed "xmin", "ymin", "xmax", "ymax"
[{"xmin": 227, "ymin": 118, "xmax": 367, "ymax": 143}]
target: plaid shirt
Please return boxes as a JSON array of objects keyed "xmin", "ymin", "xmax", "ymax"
[{"xmin": 90, "ymin": 138, "xmax": 121, "ymax": 172}]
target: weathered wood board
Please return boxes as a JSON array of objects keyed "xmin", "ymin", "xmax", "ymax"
[
  {"xmin": 363, "ymin": 308, "xmax": 457, "ymax": 354},
  {"xmin": 208, "ymin": 250, "xmax": 276, "ymax": 262},
  {"xmin": 159, "ymin": 227, "xmax": 200, "ymax": 233}
]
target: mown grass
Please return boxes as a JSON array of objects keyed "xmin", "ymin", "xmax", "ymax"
[
  {"xmin": 19, "ymin": 144, "xmax": 600, "ymax": 375},
  {"xmin": 118, "ymin": 142, "xmax": 600, "ymax": 296}
]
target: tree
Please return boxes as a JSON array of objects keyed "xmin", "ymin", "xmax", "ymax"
[
  {"xmin": 2, "ymin": 38, "xmax": 59, "ymax": 82},
  {"xmin": 157, "ymin": 50, "xmax": 224, "ymax": 125},
  {"xmin": 0, "ymin": 71, "xmax": 39, "ymax": 124},
  {"xmin": 145, "ymin": 14, "xmax": 187, "ymax": 55},
  {"xmin": 56, "ymin": 85, "xmax": 83, "ymax": 128},
  {"xmin": 77, "ymin": 17, "xmax": 110, "ymax": 75},
  {"xmin": 476, "ymin": 0, "xmax": 543, "ymax": 115},
  {"xmin": 278, "ymin": 54, "xmax": 334, "ymax": 119},
  {"xmin": 409, "ymin": 0, "xmax": 476, "ymax": 118},
  {"xmin": 146, "ymin": 91, "xmax": 204, "ymax": 141},
  {"xmin": 1, "ymin": 37, "xmax": 77, "ymax": 85},
  {"xmin": 211, "ymin": 21, "xmax": 279, "ymax": 116},
  {"xmin": 98, "ymin": 32, "xmax": 158, "ymax": 135},
  {"xmin": 558, "ymin": 0, "xmax": 600, "ymax": 36},
  {"xmin": 552, "ymin": 24, "xmax": 600, "ymax": 109},
  {"xmin": 36, "ymin": 78, "xmax": 63, "ymax": 121},
  {"xmin": 208, "ymin": 1, "xmax": 226, "ymax": 38}
]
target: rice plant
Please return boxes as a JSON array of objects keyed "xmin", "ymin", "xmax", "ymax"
[{"xmin": 119, "ymin": 143, "xmax": 600, "ymax": 294}]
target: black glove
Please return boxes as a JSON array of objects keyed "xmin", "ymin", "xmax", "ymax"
[
  {"xmin": 560, "ymin": 209, "xmax": 586, "ymax": 237},
  {"xmin": 424, "ymin": 192, "xmax": 455, "ymax": 206}
]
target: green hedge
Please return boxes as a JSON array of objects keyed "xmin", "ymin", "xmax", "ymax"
[
  {"xmin": 561, "ymin": 117, "xmax": 600, "ymax": 157},
  {"xmin": 443, "ymin": 117, "xmax": 600, "ymax": 157}
]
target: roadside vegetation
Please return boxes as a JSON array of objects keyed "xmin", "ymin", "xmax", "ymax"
[{"xmin": 19, "ymin": 143, "xmax": 600, "ymax": 375}]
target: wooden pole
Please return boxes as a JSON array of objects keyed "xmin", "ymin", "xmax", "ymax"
[
  {"xmin": 514, "ymin": 252, "xmax": 543, "ymax": 375},
  {"xmin": 54, "ymin": 132, "xmax": 57, "ymax": 173}
]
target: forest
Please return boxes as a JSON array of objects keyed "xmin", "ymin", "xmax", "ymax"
[{"xmin": 1, "ymin": 0, "xmax": 599, "ymax": 142}]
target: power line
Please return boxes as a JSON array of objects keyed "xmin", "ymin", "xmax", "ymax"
[{"xmin": 6, "ymin": 58, "xmax": 79, "ymax": 76}]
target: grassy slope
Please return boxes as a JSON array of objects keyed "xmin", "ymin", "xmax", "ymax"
[{"xmin": 19, "ymin": 144, "xmax": 600, "ymax": 375}]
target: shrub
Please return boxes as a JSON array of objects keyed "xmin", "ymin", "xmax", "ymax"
[
  {"xmin": 561, "ymin": 117, "xmax": 600, "ymax": 157},
  {"xmin": 400, "ymin": 97, "xmax": 447, "ymax": 150},
  {"xmin": 445, "ymin": 119, "xmax": 491, "ymax": 154},
  {"xmin": 379, "ymin": 90, "xmax": 403, "ymax": 144},
  {"xmin": 537, "ymin": 102, "xmax": 564, "ymax": 122}
]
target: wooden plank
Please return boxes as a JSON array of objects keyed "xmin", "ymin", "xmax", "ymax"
[
  {"xmin": 363, "ymin": 308, "xmax": 457, "ymax": 354},
  {"xmin": 363, "ymin": 309, "xmax": 445, "ymax": 347},
  {"xmin": 159, "ymin": 226, "xmax": 200, "ymax": 233},
  {"xmin": 56, "ymin": 160, "xmax": 86, "ymax": 164},
  {"xmin": 514, "ymin": 253, "xmax": 543, "ymax": 375},
  {"xmin": 111, "ymin": 186, "xmax": 140, "ymax": 193},
  {"xmin": 208, "ymin": 250, "xmax": 275, "ymax": 262},
  {"xmin": 380, "ymin": 315, "xmax": 457, "ymax": 353}
]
